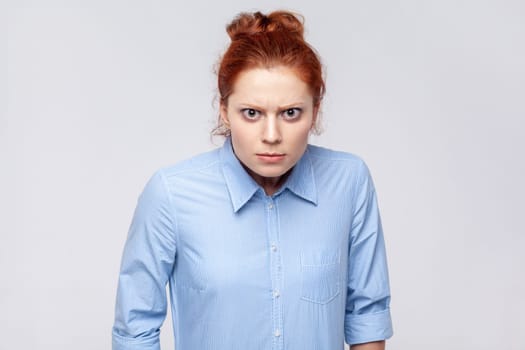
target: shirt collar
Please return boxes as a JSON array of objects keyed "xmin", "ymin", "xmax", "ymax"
[
  {"xmin": 219, "ymin": 138, "xmax": 318, "ymax": 213},
  {"xmin": 281, "ymin": 146, "xmax": 318, "ymax": 206}
]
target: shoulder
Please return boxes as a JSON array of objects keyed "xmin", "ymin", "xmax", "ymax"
[
  {"xmin": 306, "ymin": 144, "xmax": 377, "ymax": 204},
  {"xmin": 156, "ymin": 147, "xmax": 222, "ymax": 181},
  {"xmin": 306, "ymin": 144, "xmax": 375, "ymax": 195},
  {"xmin": 306, "ymin": 144, "xmax": 369, "ymax": 175},
  {"xmin": 141, "ymin": 147, "xmax": 222, "ymax": 197}
]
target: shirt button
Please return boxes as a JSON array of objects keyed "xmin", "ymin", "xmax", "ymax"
[
  {"xmin": 271, "ymin": 244, "xmax": 277, "ymax": 252},
  {"xmin": 273, "ymin": 290, "xmax": 280, "ymax": 298},
  {"xmin": 274, "ymin": 329, "xmax": 281, "ymax": 337},
  {"xmin": 268, "ymin": 203, "xmax": 274, "ymax": 209}
]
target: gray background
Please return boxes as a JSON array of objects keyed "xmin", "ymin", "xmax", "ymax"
[{"xmin": 2, "ymin": 0, "xmax": 524, "ymax": 349}]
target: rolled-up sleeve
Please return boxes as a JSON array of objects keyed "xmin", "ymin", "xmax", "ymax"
[
  {"xmin": 112, "ymin": 170, "xmax": 177, "ymax": 350},
  {"xmin": 345, "ymin": 160, "xmax": 393, "ymax": 345}
]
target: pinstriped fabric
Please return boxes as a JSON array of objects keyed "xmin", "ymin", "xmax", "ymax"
[{"xmin": 113, "ymin": 137, "xmax": 393, "ymax": 350}]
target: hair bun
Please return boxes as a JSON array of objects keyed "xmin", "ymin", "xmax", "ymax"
[{"xmin": 226, "ymin": 11, "xmax": 305, "ymax": 41}]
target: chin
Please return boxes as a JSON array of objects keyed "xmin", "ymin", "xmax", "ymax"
[{"xmin": 254, "ymin": 166, "xmax": 291, "ymax": 179}]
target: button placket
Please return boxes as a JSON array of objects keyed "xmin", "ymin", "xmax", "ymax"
[{"xmin": 266, "ymin": 198, "xmax": 283, "ymax": 349}]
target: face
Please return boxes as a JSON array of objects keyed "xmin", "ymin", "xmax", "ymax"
[{"xmin": 220, "ymin": 66, "xmax": 318, "ymax": 192}]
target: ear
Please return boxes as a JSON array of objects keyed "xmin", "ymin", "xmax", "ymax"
[
  {"xmin": 311, "ymin": 104, "xmax": 320, "ymax": 130},
  {"xmin": 220, "ymin": 102, "xmax": 230, "ymax": 127}
]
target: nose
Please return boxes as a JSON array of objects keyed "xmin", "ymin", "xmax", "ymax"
[{"xmin": 262, "ymin": 116, "xmax": 282, "ymax": 144}]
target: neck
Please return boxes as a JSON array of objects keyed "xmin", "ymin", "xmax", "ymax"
[{"xmin": 243, "ymin": 165, "xmax": 292, "ymax": 196}]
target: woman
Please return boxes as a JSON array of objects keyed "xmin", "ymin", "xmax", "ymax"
[{"xmin": 112, "ymin": 10, "xmax": 393, "ymax": 350}]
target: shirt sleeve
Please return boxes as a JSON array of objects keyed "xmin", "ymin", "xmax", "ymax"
[
  {"xmin": 112, "ymin": 170, "xmax": 177, "ymax": 350},
  {"xmin": 345, "ymin": 160, "xmax": 393, "ymax": 345}
]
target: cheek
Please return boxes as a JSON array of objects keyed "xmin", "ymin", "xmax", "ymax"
[
  {"xmin": 230, "ymin": 129, "xmax": 254, "ymax": 156},
  {"xmin": 287, "ymin": 124, "xmax": 312, "ymax": 144},
  {"xmin": 232, "ymin": 126, "xmax": 254, "ymax": 140}
]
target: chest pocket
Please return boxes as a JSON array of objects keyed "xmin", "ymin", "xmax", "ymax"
[{"xmin": 300, "ymin": 250, "xmax": 341, "ymax": 304}]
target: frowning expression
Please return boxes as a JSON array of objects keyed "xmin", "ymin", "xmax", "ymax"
[{"xmin": 220, "ymin": 66, "xmax": 318, "ymax": 192}]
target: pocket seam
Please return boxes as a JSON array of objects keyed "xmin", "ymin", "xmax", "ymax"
[{"xmin": 300, "ymin": 251, "xmax": 341, "ymax": 305}]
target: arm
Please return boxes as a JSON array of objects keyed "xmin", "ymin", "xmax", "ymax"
[
  {"xmin": 351, "ymin": 340, "xmax": 385, "ymax": 350},
  {"xmin": 112, "ymin": 170, "xmax": 177, "ymax": 350},
  {"xmin": 344, "ymin": 160, "xmax": 393, "ymax": 346}
]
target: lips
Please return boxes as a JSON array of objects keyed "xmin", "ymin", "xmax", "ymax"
[
  {"xmin": 257, "ymin": 153, "xmax": 285, "ymax": 157},
  {"xmin": 256, "ymin": 153, "xmax": 286, "ymax": 163}
]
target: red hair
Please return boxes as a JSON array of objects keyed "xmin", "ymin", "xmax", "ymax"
[{"xmin": 214, "ymin": 11, "xmax": 325, "ymax": 135}]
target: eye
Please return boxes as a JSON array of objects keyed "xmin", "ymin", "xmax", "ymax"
[
  {"xmin": 241, "ymin": 108, "xmax": 261, "ymax": 120},
  {"xmin": 282, "ymin": 108, "xmax": 302, "ymax": 120}
]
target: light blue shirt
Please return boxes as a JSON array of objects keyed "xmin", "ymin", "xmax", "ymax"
[{"xmin": 112, "ymin": 138, "xmax": 393, "ymax": 350}]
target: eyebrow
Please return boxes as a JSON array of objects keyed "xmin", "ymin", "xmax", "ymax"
[{"xmin": 237, "ymin": 102, "xmax": 307, "ymax": 110}]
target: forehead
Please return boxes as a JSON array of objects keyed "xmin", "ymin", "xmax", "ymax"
[{"xmin": 229, "ymin": 66, "xmax": 313, "ymax": 105}]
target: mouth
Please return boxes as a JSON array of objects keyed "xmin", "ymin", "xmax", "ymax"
[
  {"xmin": 256, "ymin": 153, "xmax": 286, "ymax": 163},
  {"xmin": 257, "ymin": 153, "xmax": 285, "ymax": 157}
]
